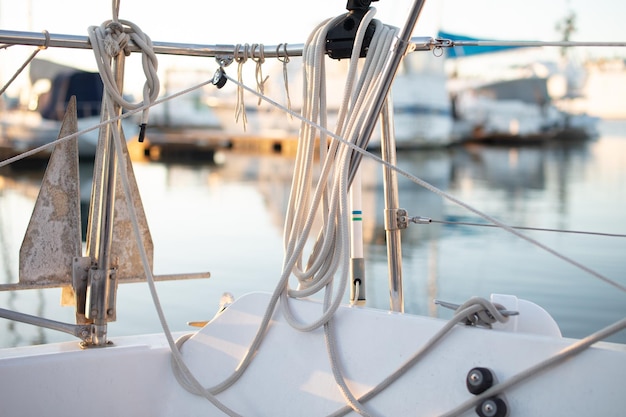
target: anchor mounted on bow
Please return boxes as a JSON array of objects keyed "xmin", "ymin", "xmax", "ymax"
[{"xmin": 0, "ymin": 96, "xmax": 210, "ymax": 347}]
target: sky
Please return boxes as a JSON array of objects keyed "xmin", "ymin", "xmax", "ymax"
[
  {"xmin": 1, "ymin": 0, "xmax": 626, "ymax": 95},
  {"xmin": 2, "ymin": 0, "xmax": 624, "ymax": 45}
]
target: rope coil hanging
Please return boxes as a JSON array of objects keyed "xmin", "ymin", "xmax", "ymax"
[
  {"xmin": 251, "ymin": 43, "xmax": 269, "ymax": 105},
  {"xmin": 87, "ymin": 18, "xmax": 159, "ymax": 141},
  {"xmin": 169, "ymin": 9, "xmax": 407, "ymax": 415},
  {"xmin": 276, "ymin": 43, "xmax": 293, "ymax": 118},
  {"xmin": 233, "ymin": 43, "xmax": 250, "ymax": 131}
]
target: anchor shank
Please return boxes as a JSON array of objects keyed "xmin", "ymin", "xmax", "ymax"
[{"xmin": 85, "ymin": 54, "xmax": 126, "ymax": 346}]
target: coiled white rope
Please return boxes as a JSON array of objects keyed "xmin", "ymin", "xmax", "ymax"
[
  {"xmin": 168, "ymin": 8, "xmax": 406, "ymax": 416},
  {"xmin": 87, "ymin": 16, "xmax": 159, "ymax": 140},
  {"xmin": 161, "ymin": 10, "xmax": 402, "ymax": 415}
]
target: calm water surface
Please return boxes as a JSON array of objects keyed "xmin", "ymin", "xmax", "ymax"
[{"xmin": 1, "ymin": 120, "xmax": 625, "ymax": 347}]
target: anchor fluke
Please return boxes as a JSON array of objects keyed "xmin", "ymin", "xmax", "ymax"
[{"xmin": 18, "ymin": 96, "xmax": 82, "ymax": 288}]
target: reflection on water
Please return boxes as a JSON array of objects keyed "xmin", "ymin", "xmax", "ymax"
[
  {"xmin": 1, "ymin": 120, "xmax": 625, "ymax": 348},
  {"xmin": 0, "ymin": 171, "xmax": 51, "ymax": 346}
]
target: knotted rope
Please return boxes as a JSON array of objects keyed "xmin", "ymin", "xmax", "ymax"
[
  {"xmin": 456, "ymin": 297, "xmax": 509, "ymax": 327},
  {"xmin": 251, "ymin": 44, "xmax": 269, "ymax": 106},
  {"xmin": 233, "ymin": 43, "xmax": 250, "ymax": 131},
  {"xmin": 231, "ymin": 43, "xmax": 272, "ymax": 130},
  {"xmin": 276, "ymin": 43, "xmax": 293, "ymax": 119},
  {"xmin": 88, "ymin": 18, "xmax": 159, "ymax": 141}
]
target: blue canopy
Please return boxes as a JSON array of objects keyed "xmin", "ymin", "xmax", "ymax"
[{"xmin": 437, "ymin": 31, "xmax": 531, "ymax": 58}]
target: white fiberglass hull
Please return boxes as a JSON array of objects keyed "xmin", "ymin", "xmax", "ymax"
[{"xmin": 1, "ymin": 292, "xmax": 624, "ymax": 417}]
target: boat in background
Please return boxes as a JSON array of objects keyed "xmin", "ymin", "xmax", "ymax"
[
  {"xmin": 140, "ymin": 68, "xmax": 229, "ymax": 160},
  {"xmin": 450, "ymin": 70, "xmax": 600, "ymax": 144},
  {"xmin": 207, "ymin": 52, "xmax": 456, "ymax": 149},
  {"xmin": 0, "ymin": 58, "xmax": 138, "ymax": 159},
  {"xmin": 148, "ymin": 68, "xmax": 222, "ymax": 130},
  {"xmin": 441, "ymin": 31, "xmax": 600, "ymax": 144}
]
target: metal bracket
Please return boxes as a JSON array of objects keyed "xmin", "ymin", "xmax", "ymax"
[
  {"xmin": 215, "ymin": 54, "xmax": 234, "ymax": 67},
  {"xmin": 72, "ymin": 256, "xmax": 92, "ymax": 324},
  {"xmin": 384, "ymin": 208, "xmax": 409, "ymax": 231}
]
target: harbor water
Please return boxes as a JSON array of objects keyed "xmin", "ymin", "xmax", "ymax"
[{"xmin": 1, "ymin": 119, "xmax": 625, "ymax": 348}]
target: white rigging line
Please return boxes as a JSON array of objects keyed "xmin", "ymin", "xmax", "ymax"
[{"xmin": 424, "ymin": 219, "xmax": 626, "ymax": 238}]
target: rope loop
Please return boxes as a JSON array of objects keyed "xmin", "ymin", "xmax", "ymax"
[
  {"xmin": 103, "ymin": 21, "xmax": 131, "ymax": 57},
  {"xmin": 251, "ymin": 44, "xmax": 269, "ymax": 105},
  {"xmin": 276, "ymin": 43, "xmax": 290, "ymax": 64},
  {"xmin": 251, "ymin": 43, "xmax": 264, "ymax": 64},
  {"xmin": 234, "ymin": 43, "xmax": 250, "ymax": 63},
  {"xmin": 276, "ymin": 43, "xmax": 292, "ymax": 118},
  {"xmin": 233, "ymin": 43, "xmax": 249, "ymax": 130},
  {"xmin": 88, "ymin": 19, "xmax": 159, "ymax": 133},
  {"xmin": 39, "ymin": 30, "xmax": 50, "ymax": 50},
  {"xmin": 455, "ymin": 297, "xmax": 509, "ymax": 327}
]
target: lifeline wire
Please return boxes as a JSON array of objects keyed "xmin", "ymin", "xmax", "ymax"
[
  {"xmin": 9, "ymin": 20, "xmax": 617, "ymax": 299},
  {"xmin": 0, "ymin": 77, "xmax": 215, "ymax": 168},
  {"xmin": 429, "ymin": 218, "xmax": 626, "ymax": 238}
]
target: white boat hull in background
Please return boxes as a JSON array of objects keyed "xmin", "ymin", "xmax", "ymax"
[
  {"xmin": 208, "ymin": 53, "xmax": 455, "ymax": 148},
  {"xmin": 0, "ymin": 111, "xmax": 138, "ymax": 158}
]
